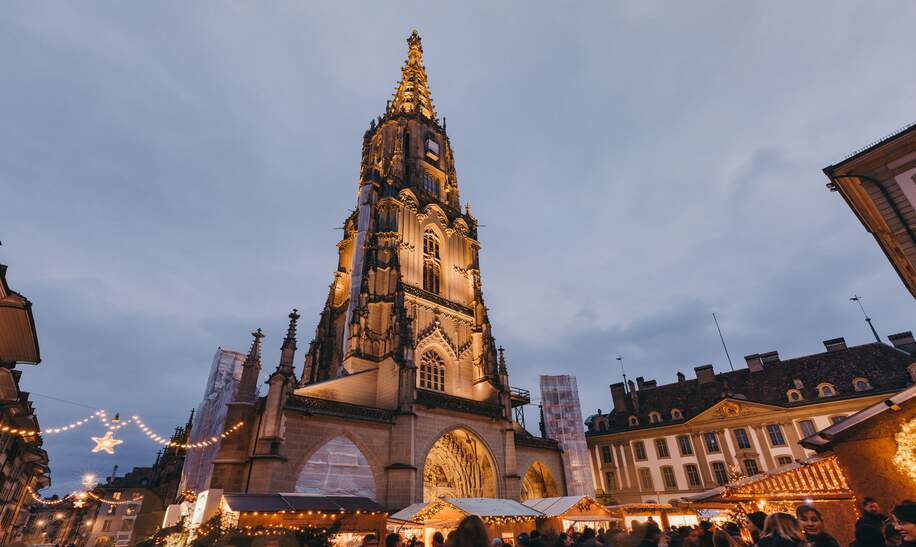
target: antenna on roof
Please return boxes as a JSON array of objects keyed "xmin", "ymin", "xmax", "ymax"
[
  {"xmin": 616, "ymin": 355, "xmax": 627, "ymax": 393},
  {"xmin": 712, "ymin": 312, "xmax": 735, "ymax": 372},
  {"xmin": 850, "ymin": 294, "xmax": 882, "ymax": 344}
]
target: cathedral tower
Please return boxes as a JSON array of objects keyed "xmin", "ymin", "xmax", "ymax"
[
  {"xmin": 210, "ymin": 32, "xmax": 566, "ymax": 509},
  {"xmin": 300, "ymin": 30, "xmax": 501, "ymax": 394}
]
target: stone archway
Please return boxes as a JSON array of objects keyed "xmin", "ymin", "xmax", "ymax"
[
  {"xmin": 423, "ymin": 428, "xmax": 497, "ymax": 501},
  {"xmin": 295, "ymin": 436, "xmax": 376, "ymax": 499},
  {"xmin": 520, "ymin": 461, "xmax": 559, "ymax": 501}
]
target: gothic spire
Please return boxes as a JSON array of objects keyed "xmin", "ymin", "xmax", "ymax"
[
  {"xmin": 235, "ymin": 328, "xmax": 264, "ymax": 403},
  {"xmin": 387, "ymin": 30, "xmax": 437, "ymax": 120},
  {"xmin": 276, "ymin": 309, "xmax": 300, "ymax": 377},
  {"xmin": 498, "ymin": 346, "xmax": 508, "ymax": 376}
]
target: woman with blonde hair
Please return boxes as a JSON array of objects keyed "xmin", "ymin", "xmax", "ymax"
[{"xmin": 758, "ymin": 513, "xmax": 807, "ymax": 547}]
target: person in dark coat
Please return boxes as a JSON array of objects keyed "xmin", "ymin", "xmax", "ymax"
[
  {"xmin": 892, "ymin": 501, "xmax": 916, "ymax": 547},
  {"xmin": 795, "ymin": 505, "xmax": 839, "ymax": 547},
  {"xmin": 857, "ymin": 498, "xmax": 889, "ymax": 547}
]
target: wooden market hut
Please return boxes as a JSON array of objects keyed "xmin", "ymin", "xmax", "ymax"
[
  {"xmin": 523, "ymin": 496, "xmax": 619, "ymax": 535},
  {"xmin": 679, "ymin": 455, "xmax": 856, "ymax": 545},
  {"xmin": 221, "ymin": 493, "xmax": 388, "ymax": 546},
  {"xmin": 802, "ymin": 383, "xmax": 916, "ymax": 511},
  {"xmin": 388, "ymin": 498, "xmax": 542, "ymax": 544}
]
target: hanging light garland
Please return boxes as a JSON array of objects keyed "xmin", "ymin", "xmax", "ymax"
[
  {"xmin": 0, "ymin": 411, "xmax": 104, "ymax": 438},
  {"xmin": 131, "ymin": 416, "xmax": 244, "ymax": 449},
  {"xmin": 3, "ymin": 405, "xmax": 244, "ymax": 454},
  {"xmin": 27, "ymin": 486, "xmax": 142, "ymax": 507}
]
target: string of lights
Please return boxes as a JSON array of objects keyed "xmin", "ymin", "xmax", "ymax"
[
  {"xmin": 0, "ymin": 411, "xmax": 103, "ymax": 438},
  {"xmin": 131, "ymin": 416, "xmax": 244, "ymax": 448},
  {"xmin": 27, "ymin": 486, "xmax": 140, "ymax": 506}
]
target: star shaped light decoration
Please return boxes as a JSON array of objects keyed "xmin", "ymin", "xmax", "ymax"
[
  {"xmin": 91, "ymin": 431, "xmax": 123, "ymax": 454},
  {"xmin": 72, "ymin": 498, "xmax": 86, "ymax": 508}
]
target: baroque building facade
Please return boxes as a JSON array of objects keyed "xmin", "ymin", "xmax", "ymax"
[
  {"xmin": 585, "ymin": 335, "xmax": 916, "ymax": 504},
  {"xmin": 209, "ymin": 31, "xmax": 565, "ymax": 509}
]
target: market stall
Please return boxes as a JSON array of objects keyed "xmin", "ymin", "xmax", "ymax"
[
  {"xmin": 606, "ymin": 504, "xmax": 699, "ymax": 531},
  {"xmin": 678, "ymin": 455, "xmax": 856, "ymax": 545},
  {"xmin": 523, "ymin": 496, "xmax": 619, "ymax": 535},
  {"xmin": 221, "ymin": 493, "xmax": 388, "ymax": 547},
  {"xmin": 389, "ymin": 498, "xmax": 542, "ymax": 544}
]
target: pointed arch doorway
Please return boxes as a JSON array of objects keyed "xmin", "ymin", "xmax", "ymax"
[{"xmin": 422, "ymin": 428, "xmax": 497, "ymax": 501}]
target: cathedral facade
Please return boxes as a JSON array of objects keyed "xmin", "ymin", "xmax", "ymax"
[{"xmin": 210, "ymin": 31, "xmax": 566, "ymax": 510}]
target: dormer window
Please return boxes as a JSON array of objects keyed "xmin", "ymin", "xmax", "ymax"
[
  {"xmin": 598, "ymin": 421, "xmax": 608, "ymax": 432},
  {"xmin": 671, "ymin": 409, "xmax": 683, "ymax": 420},
  {"xmin": 628, "ymin": 416, "xmax": 639, "ymax": 426},
  {"xmin": 852, "ymin": 377, "xmax": 872, "ymax": 392},
  {"xmin": 787, "ymin": 389, "xmax": 803, "ymax": 402},
  {"xmin": 648, "ymin": 411, "xmax": 662, "ymax": 424},
  {"xmin": 817, "ymin": 383, "xmax": 836, "ymax": 398}
]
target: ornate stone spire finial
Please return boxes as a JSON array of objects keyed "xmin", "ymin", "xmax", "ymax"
[
  {"xmin": 498, "ymin": 345, "xmax": 508, "ymax": 375},
  {"xmin": 282, "ymin": 309, "xmax": 300, "ymax": 352},
  {"xmin": 235, "ymin": 328, "xmax": 265, "ymax": 402},
  {"xmin": 387, "ymin": 30, "xmax": 437, "ymax": 120},
  {"xmin": 276, "ymin": 309, "xmax": 300, "ymax": 378}
]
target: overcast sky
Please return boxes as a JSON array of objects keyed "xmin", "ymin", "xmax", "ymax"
[{"xmin": 3, "ymin": 2, "xmax": 915, "ymax": 495}]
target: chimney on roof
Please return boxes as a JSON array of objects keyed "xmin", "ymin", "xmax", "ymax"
[
  {"xmin": 643, "ymin": 379, "xmax": 657, "ymax": 390},
  {"xmin": 636, "ymin": 376, "xmax": 645, "ymax": 390},
  {"xmin": 695, "ymin": 364, "xmax": 716, "ymax": 384},
  {"xmin": 628, "ymin": 379, "xmax": 639, "ymax": 412},
  {"xmin": 677, "ymin": 371, "xmax": 686, "ymax": 382},
  {"xmin": 889, "ymin": 331, "xmax": 916, "ymax": 355},
  {"xmin": 610, "ymin": 383, "xmax": 627, "ymax": 412},
  {"xmin": 823, "ymin": 337, "xmax": 847, "ymax": 352},
  {"xmin": 744, "ymin": 354, "xmax": 764, "ymax": 373},
  {"xmin": 759, "ymin": 351, "xmax": 780, "ymax": 365}
]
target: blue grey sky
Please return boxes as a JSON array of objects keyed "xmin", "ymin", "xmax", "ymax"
[{"xmin": 2, "ymin": 2, "xmax": 915, "ymax": 495}]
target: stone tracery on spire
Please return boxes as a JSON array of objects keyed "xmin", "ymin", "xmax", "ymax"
[{"xmin": 387, "ymin": 30, "xmax": 437, "ymax": 120}]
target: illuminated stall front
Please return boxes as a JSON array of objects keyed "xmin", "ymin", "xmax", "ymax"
[
  {"xmin": 389, "ymin": 498, "xmax": 541, "ymax": 544},
  {"xmin": 607, "ymin": 504, "xmax": 699, "ymax": 531},
  {"xmin": 523, "ymin": 496, "xmax": 618, "ymax": 535},
  {"xmin": 221, "ymin": 493, "xmax": 388, "ymax": 546}
]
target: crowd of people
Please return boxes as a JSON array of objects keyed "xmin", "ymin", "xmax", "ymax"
[{"xmin": 367, "ymin": 499, "xmax": 916, "ymax": 547}]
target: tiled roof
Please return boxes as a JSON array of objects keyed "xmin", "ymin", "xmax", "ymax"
[{"xmin": 588, "ymin": 342, "xmax": 914, "ymax": 434}]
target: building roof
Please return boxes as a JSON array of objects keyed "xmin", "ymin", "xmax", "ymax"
[
  {"xmin": 823, "ymin": 120, "xmax": 916, "ymax": 172},
  {"xmin": 0, "ymin": 263, "xmax": 40, "ymax": 364},
  {"xmin": 522, "ymin": 496, "xmax": 607, "ymax": 517},
  {"xmin": 683, "ymin": 454, "xmax": 853, "ymax": 503},
  {"xmin": 588, "ymin": 342, "xmax": 914, "ymax": 434},
  {"xmin": 389, "ymin": 498, "xmax": 542, "ymax": 524},
  {"xmin": 223, "ymin": 493, "xmax": 386, "ymax": 514}
]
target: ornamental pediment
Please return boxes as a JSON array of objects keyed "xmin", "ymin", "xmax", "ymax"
[{"xmin": 688, "ymin": 398, "xmax": 782, "ymax": 425}]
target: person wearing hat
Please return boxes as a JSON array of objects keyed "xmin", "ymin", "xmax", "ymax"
[
  {"xmin": 745, "ymin": 513, "xmax": 767, "ymax": 546},
  {"xmin": 892, "ymin": 501, "xmax": 916, "ymax": 547}
]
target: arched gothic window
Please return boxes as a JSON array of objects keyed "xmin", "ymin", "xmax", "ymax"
[
  {"xmin": 418, "ymin": 351, "xmax": 446, "ymax": 391},
  {"xmin": 423, "ymin": 230, "xmax": 441, "ymax": 294}
]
